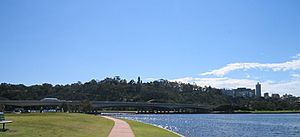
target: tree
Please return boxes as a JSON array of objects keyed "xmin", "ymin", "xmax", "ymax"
[
  {"xmin": 79, "ymin": 100, "xmax": 93, "ymax": 113},
  {"xmin": 0, "ymin": 104, "xmax": 5, "ymax": 112},
  {"xmin": 61, "ymin": 102, "xmax": 70, "ymax": 112}
]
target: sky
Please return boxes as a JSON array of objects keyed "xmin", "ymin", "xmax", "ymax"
[{"xmin": 1, "ymin": 0, "xmax": 300, "ymax": 96}]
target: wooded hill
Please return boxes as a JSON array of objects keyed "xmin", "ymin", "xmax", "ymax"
[{"xmin": 1, "ymin": 76, "xmax": 299, "ymax": 111}]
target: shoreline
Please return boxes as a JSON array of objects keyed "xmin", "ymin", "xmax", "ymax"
[
  {"xmin": 120, "ymin": 118, "xmax": 184, "ymax": 137},
  {"xmin": 98, "ymin": 110, "xmax": 300, "ymax": 115},
  {"xmin": 153, "ymin": 125, "xmax": 184, "ymax": 137},
  {"xmin": 136, "ymin": 121, "xmax": 184, "ymax": 137}
]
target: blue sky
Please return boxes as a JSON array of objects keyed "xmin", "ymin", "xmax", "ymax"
[{"xmin": 1, "ymin": 0, "xmax": 300, "ymax": 95}]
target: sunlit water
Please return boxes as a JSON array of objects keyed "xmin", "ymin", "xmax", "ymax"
[{"xmin": 117, "ymin": 114, "xmax": 300, "ymax": 137}]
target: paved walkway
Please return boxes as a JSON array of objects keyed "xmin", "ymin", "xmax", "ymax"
[{"xmin": 102, "ymin": 116, "xmax": 135, "ymax": 137}]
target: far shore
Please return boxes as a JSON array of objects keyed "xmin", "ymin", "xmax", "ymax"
[
  {"xmin": 233, "ymin": 110, "xmax": 300, "ymax": 114},
  {"xmin": 94, "ymin": 110, "xmax": 300, "ymax": 115}
]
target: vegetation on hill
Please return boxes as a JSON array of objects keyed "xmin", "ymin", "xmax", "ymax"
[
  {"xmin": 0, "ymin": 76, "xmax": 299, "ymax": 111},
  {"xmin": 0, "ymin": 76, "xmax": 228, "ymax": 105}
]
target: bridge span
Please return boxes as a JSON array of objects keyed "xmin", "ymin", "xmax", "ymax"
[{"xmin": 0, "ymin": 100, "xmax": 215, "ymax": 113}]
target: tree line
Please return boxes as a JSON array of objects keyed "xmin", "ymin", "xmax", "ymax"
[{"xmin": 0, "ymin": 76, "xmax": 299, "ymax": 111}]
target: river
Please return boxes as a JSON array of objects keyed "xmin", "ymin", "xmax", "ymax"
[{"xmin": 118, "ymin": 114, "xmax": 300, "ymax": 137}]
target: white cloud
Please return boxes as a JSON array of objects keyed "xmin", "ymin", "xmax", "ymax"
[
  {"xmin": 291, "ymin": 74, "xmax": 300, "ymax": 79},
  {"xmin": 292, "ymin": 53, "xmax": 300, "ymax": 59},
  {"xmin": 201, "ymin": 56, "xmax": 300, "ymax": 76},
  {"xmin": 172, "ymin": 54, "xmax": 300, "ymax": 96},
  {"xmin": 172, "ymin": 77, "xmax": 300, "ymax": 96},
  {"xmin": 263, "ymin": 80, "xmax": 300, "ymax": 96},
  {"xmin": 144, "ymin": 78, "xmax": 158, "ymax": 81}
]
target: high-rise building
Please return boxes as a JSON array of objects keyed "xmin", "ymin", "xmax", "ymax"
[
  {"xmin": 137, "ymin": 76, "xmax": 141, "ymax": 84},
  {"xmin": 255, "ymin": 82, "xmax": 261, "ymax": 97}
]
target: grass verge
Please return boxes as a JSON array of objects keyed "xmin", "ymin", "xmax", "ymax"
[
  {"xmin": 123, "ymin": 119, "xmax": 181, "ymax": 137},
  {"xmin": 2, "ymin": 113, "xmax": 114, "ymax": 137}
]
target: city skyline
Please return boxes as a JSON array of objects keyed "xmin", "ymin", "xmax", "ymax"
[
  {"xmin": 172, "ymin": 54, "xmax": 300, "ymax": 96},
  {"xmin": 1, "ymin": 0, "xmax": 300, "ymax": 96}
]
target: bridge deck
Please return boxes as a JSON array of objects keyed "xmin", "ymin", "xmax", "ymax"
[{"xmin": 0, "ymin": 100, "xmax": 215, "ymax": 110}]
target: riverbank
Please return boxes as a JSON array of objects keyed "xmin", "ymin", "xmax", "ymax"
[
  {"xmin": 2, "ymin": 113, "xmax": 114, "ymax": 137},
  {"xmin": 123, "ymin": 119, "xmax": 181, "ymax": 137}
]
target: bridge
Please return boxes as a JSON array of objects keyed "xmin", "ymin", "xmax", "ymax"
[{"xmin": 0, "ymin": 100, "xmax": 216, "ymax": 113}]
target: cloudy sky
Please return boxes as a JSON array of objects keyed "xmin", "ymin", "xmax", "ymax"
[
  {"xmin": 1, "ymin": 0, "xmax": 300, "ymax": 95},
  {"xmin": 172, "ymin": 54, "xmax": 300, "ymax": 96}
]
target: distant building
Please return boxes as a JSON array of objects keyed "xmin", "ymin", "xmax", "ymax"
[
  {"xmin": 255, "ymin": 82, "xmax": 261, "ymax": 97},
  {"xmin": 221, "ymin": 89, "xmax": 234, "ymax": 97},
  {"xmin": 221, "ymin": 88, "xmax": 255, "ymax": 98},
  {"xmin": 137, "ymin": 76, "xmax": 142, "ymax": 84},
  {"xmin": 271, "ymin": 94, "xmax": 280, "ymax": 99},
  {"xmin": 282, "ymin": 94, "xmax": 294, "ymax": 100},
  {"xmin": 234, "ymin": 88, "xmax": 255, "ymax": 98},
  {"xmin": 264, "ymin": 93, "xmax": 270, "ymax": 99}
]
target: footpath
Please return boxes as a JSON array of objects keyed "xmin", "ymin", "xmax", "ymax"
[{"xmin": 102, "ymin": 116, "xmax": 135, "ymax": 137}]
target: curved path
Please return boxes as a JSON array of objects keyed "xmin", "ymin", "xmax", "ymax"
[{"xmin": 102, "ymin": 116, "xmax": 135, "ymax": 137}]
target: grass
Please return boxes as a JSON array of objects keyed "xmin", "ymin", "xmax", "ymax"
[
  {"xmin": 1, "ymin": 113, "xmax": 181, "ymax": 137},
  {"xmin": 2, "ymin": 113, "xmax": 114, "ymax": 137},
  {"xmin": 124, "ymin": 119, "xmax": 181, "ymax": 137}
]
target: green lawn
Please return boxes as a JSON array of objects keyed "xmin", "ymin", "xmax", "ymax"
[
  {"xmin": 124, "ymin": 119, "xmax": 181, "ymax": 137},
  {"xmin": 2, "ymin": 113, "xmax": 114, "ymax": 137}
]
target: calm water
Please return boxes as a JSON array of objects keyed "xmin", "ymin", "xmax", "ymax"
[{"xmin": 118, "ymin": 114, "xmax": 300, "ymax": 137}]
